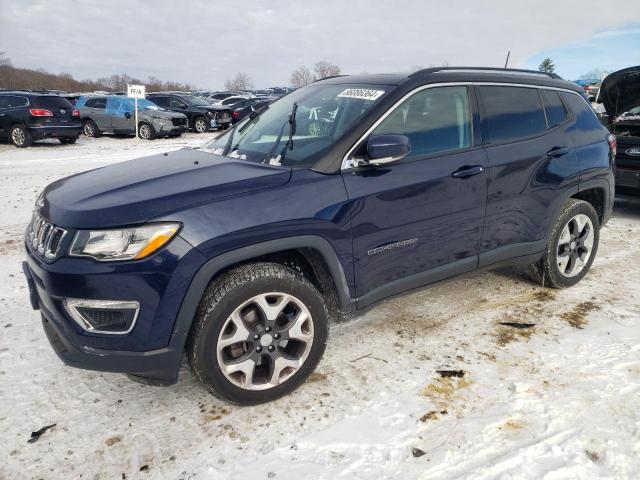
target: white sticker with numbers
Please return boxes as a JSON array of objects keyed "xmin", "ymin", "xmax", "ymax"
[{"xmin": 337, "ymin": 88, "xmax": 385, "ymax": 101}]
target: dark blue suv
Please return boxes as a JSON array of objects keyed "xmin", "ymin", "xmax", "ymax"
[{"xmin": 23, "ymin": 68, "xmax": 615, "ymax": 404}]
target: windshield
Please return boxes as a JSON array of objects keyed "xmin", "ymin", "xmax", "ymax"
[
  {"xmin": 203, "ymin": 83, "xmax": 391, "ymax": 167},
  {"xmin": 185, "ymin": 96, "xmax": 211, "ymax": 107}
]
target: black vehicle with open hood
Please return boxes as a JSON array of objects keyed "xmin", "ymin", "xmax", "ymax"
[{"xmin": 598, "ymin": 66, "xmax": 640, "ymax": 192}]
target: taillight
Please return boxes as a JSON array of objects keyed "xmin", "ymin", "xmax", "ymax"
[
  {"xmin": 232, "ymin": 111, "xmax": 240, "ymax": 119},
  {"xmin": 29, "ymin": 109, "xmax": 53, "ymax": 117},
  {"xmin": 607, "ymin": 134, "xmax": 617, "ymax": 157},
  {"xmin": 72, "ymin": 109, "xmax": 80, "ymax": 117}
]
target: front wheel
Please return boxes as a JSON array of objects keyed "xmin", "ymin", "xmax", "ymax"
[
  {"xmin": 187, "ymin": 262, "xmax": 329, "ymax": 405},
  {"xmin": 530, "ymin": 198, "xmax": 600, "ymax": 288},
  {"xmin": 193, "ymin": 116, "xmax": 209, "ymax": 133},
  {"xmin": 138, "ymin": 122, "xmax": 156, "ymax": 140}
]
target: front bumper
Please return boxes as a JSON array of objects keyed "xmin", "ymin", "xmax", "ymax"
[
  {"xmin": 157, "ymin": 124, "xmax": 188, "ymax": 136},
  {"xmin": 22, "ymin": 235, "xmax": 207, "ymax": 384}
]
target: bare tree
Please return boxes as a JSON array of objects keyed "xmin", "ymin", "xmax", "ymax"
[
  {"xmin": 290, "ymin": 66, "xmax": 315, "ymax": 88},
  {"xmin": 579, "ymin": 68, "xmax": 609, "ymax": 80},
  {"xmin": 314, "ymin": 61, "xmax": 340, "ymax": 79},
  {"xmin": 224, "ymin": 72, "xmax": 253, "ymax": 91},
  {"xmin": 0, "ymin": 52, "xmax": 10, "ymax": 66}
]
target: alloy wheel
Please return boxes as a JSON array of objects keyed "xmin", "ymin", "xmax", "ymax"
[
  {"xmin": 11, "ymin": 127, "xmax": 25, "ymax": 145},
  {"xmin": 83, "ymin": 122, "xmax": 94, "ymax": 136},
  {"xmin": 139, "ymin": 124, "xmax": 152, "ymax": 139},
  {"xmin": 216, "ymin": 292, "xmax": 314, "ymax": 390},
  {"xmin": 195, "ymin": 118, "xmax": 207, "ymax": 133},
  {"xmin": 556, "ymin": 213, "xmax": 594, "ymax": 277}
]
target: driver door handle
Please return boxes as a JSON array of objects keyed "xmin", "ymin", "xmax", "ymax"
[
  {"xmin": 451, "ymin": 165, "xmax": 484, "ymax": 178},
  {"xmin": 547, "ymin": 147, "xmax": 570, "ymax": 158}
]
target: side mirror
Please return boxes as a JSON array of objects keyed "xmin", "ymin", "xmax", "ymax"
[
  {"xmin": 366, "ymin": 134, "xmax": 411, "ymax": 165},
  {"xmin": 124, "ymin": 112, "xmax": 132, "ymax": 119}
]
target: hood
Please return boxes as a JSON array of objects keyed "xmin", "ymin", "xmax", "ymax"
[
  {"xmin": 600, "ymin": 66, "xmax": 640, "ymax": 117},
  {"xmin": 141, "ymin": 108, "xmax": 186, "ymax": 120},
  {"xmin": 42, "ymin": 149, "xmax": 291, "ymax": 228}
]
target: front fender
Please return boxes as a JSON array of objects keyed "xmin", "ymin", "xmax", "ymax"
[{"xmin": 172, "ymin": 235, "xmax": 354, "ymax": 336}]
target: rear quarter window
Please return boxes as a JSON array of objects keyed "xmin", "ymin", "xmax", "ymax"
[
  {"xmin": 479, "ymin": 86, "xmax": 547, "ymax": 143},
  {"xmin": 560, "ymin": 92, "xmax": 603, "ymax": 131},
  {"xmin": 541, "ymin": 89, "xmax": 568, "ymax": 128},
  {"xmin": 0, "ymin": 95, "xmax": 29, "ymax": 108}
]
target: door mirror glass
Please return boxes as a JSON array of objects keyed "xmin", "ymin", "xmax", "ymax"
[
  {"xmin": 124, "ymin": 112, "xmax": 132, "ymax": 119},
  {"xmin": 366, "ymin": 134, "xmax": 411, "ymax": 165}
]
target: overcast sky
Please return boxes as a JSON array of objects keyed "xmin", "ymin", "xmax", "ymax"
[{"xmin": 2, "ymin": 0, "xmax": 640, "ymax": 89}]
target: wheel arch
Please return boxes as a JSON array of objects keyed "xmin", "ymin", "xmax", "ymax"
[{"xmin": 172, "ymin": 235, "xmax": 354, "ymax": 336}]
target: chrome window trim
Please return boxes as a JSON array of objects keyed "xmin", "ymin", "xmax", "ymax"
[
  {"xmin": 63, "ymin": 299, "xmax": 140, "ymax": 335},
  {"xmin": 341, "ymin": 82, "xmax": 588, "ymax": 170}
]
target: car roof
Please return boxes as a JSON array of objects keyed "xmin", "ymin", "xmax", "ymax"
[{"xmin": 316, "ymin": 67, "xmax": 581, "ymax": 93}]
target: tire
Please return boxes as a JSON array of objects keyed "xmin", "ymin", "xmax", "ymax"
[
  {"xmin": 187, "ymin": 262, "xmax": 329, "ymax": 405},
  {"xmin": 83, "ymin": 120, "xmax": 100, "ymax": 138},
  {"xmin": 530, "ymin": 199, "xmax": 600, "ymax": 288},
  {"xmin": 138, "ymin": 122, "xmax": 156, "ymax": 140},
  {"xmin": 10, "ymin": 125, "xmax": 31, "ymax": 148},
  {"xmin": 59, "ymin": 136, "xmax": 78, "ymax": 144},
  {"xmin": 193, "ymin": 116, "xmax": 209, "ymax": 133}
]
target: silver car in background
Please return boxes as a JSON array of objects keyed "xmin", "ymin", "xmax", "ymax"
[{"xmin": 77, "ymin": 95, "xmax": 188, "ymax": 140}]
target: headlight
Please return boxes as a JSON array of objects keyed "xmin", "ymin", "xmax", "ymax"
[
  {"xmin": 206, "ymin": 111, "xmax": 215, "ymax": 117},
  {"xmin": 69, "ymin": 223, "xmax": 180, "ymax": 261}
]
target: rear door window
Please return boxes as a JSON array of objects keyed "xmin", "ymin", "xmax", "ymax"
[
  {"xmin": 541, "ymin": 89, "xmax": 568, "ymax": 128},
  {"xmin": 85, "ymin": 98, "xmax": 107, "ymax": 109},
  {"xmin": 479, "ymin": 86, "xmax": 547, "ymax": 143},
  {"xmin": 150, "ymin": 96, "xmax": 169, "ymax": 108}
]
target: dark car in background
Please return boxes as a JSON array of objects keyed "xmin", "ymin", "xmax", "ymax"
[
  {"xmin": 147, "ymin": 92, "xmax": 232, "ymax": 132},
  {"xmin": 76, "ymin": 95, "xmax": 188, "ymax": 140},
  {"xmin": 597, "ymin": 66, "xmax": 640, "ymax": 193},
  {"xmin": 0, "ymin": 91, "xmax": 82, "ymax": 147},
  {"xmin": 230, "ymin": 97, "xmax": 275, "ymax": 123}
]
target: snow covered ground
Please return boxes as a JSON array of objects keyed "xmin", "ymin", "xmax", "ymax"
[{"xmin": 1, "ymin": 134, "xmax": 639, "ymax": 479}]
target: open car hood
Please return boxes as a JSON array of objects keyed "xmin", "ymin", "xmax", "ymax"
[{"xmin": 600, "ymin": 66, "xmax": 640, "ymax": 117}]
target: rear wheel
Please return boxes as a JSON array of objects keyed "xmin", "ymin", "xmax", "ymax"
[
  {"xmin": 10, "ymin": 125, "xmax": 31, "ymax": 148},
  {"xmin": 83, "ymin": 120, "xmax": 99, "ymax": 137},
  {"xmin": 187, "ymin": 262, "xmax": 329, "ymax": 405},
  {"xmin": 193, "ymin": 116, "xmax": 209, "ymax": 133},
  {"xmin": 530, "ymin": 199, "xmax": 600, "ymax": 288},
  {"xmin": 138, "ymin": 122, "xmax": 156, "ymax": 140}
]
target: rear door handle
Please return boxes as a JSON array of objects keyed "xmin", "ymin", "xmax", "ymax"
[
  {"xmin": 547, "ymin": 147, "xmax": 570, "ymax": 158},
  {"xmin": 451, "ymin": 165, "xmax": 484, "ymax": 178}
]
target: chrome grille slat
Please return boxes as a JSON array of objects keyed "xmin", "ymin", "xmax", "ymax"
[{"xmin": 27, "ymin": 214, "xmax": 67, "ymax": 260}]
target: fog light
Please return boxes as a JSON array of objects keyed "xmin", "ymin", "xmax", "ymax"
[{"xmin": 63, "ymin": 299, "xmax": 140, "ymax": 334}]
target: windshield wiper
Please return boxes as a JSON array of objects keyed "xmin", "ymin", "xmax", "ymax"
[{"xmin": 263, "ymin": 102, "xmax": 297, "ymax": 164}]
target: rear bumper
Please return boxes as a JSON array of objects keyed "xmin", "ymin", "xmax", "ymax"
[
  {"xmin": 616, "ymin": 166, "xmax": 640, "ymax": 192},
  {"xmin": 30, "ymin": 125, "xmax": 82, "ymax": 139}
]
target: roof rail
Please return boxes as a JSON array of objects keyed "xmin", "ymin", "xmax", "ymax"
[
  {"xmin": 409, "ymin": 66, "xmax": 562, "ymax": 80},
  {"xmin": 313, "ymin": 75, "xmax": 347, "ymax": 83}
]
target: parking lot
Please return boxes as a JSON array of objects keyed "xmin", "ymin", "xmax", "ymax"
[{"xmin": 1, "ymin": 134, "xmax": 639, "ymax": 479}]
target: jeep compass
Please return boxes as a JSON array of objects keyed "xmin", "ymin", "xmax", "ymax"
[{"xmin": 23, "ymin": 68, "xmax": 615, "ymax": 404}]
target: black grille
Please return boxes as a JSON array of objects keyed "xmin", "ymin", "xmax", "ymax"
[
  {"xmin": 172, "ymin": 117, "xmax": 187, "ymax": 126},
  {"xmin": 27, "ymin": 213, "xmax": 67, "ymax": 259}
]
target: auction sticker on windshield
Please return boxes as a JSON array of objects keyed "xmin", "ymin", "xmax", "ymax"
[{"xmin": 337, "ymin": 88, "xmax": 385, "ymax": 101}]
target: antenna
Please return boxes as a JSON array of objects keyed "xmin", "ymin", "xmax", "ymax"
[{"xmin": 504, "ymin": 51, "xmax": 511, "ymax": 68}]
